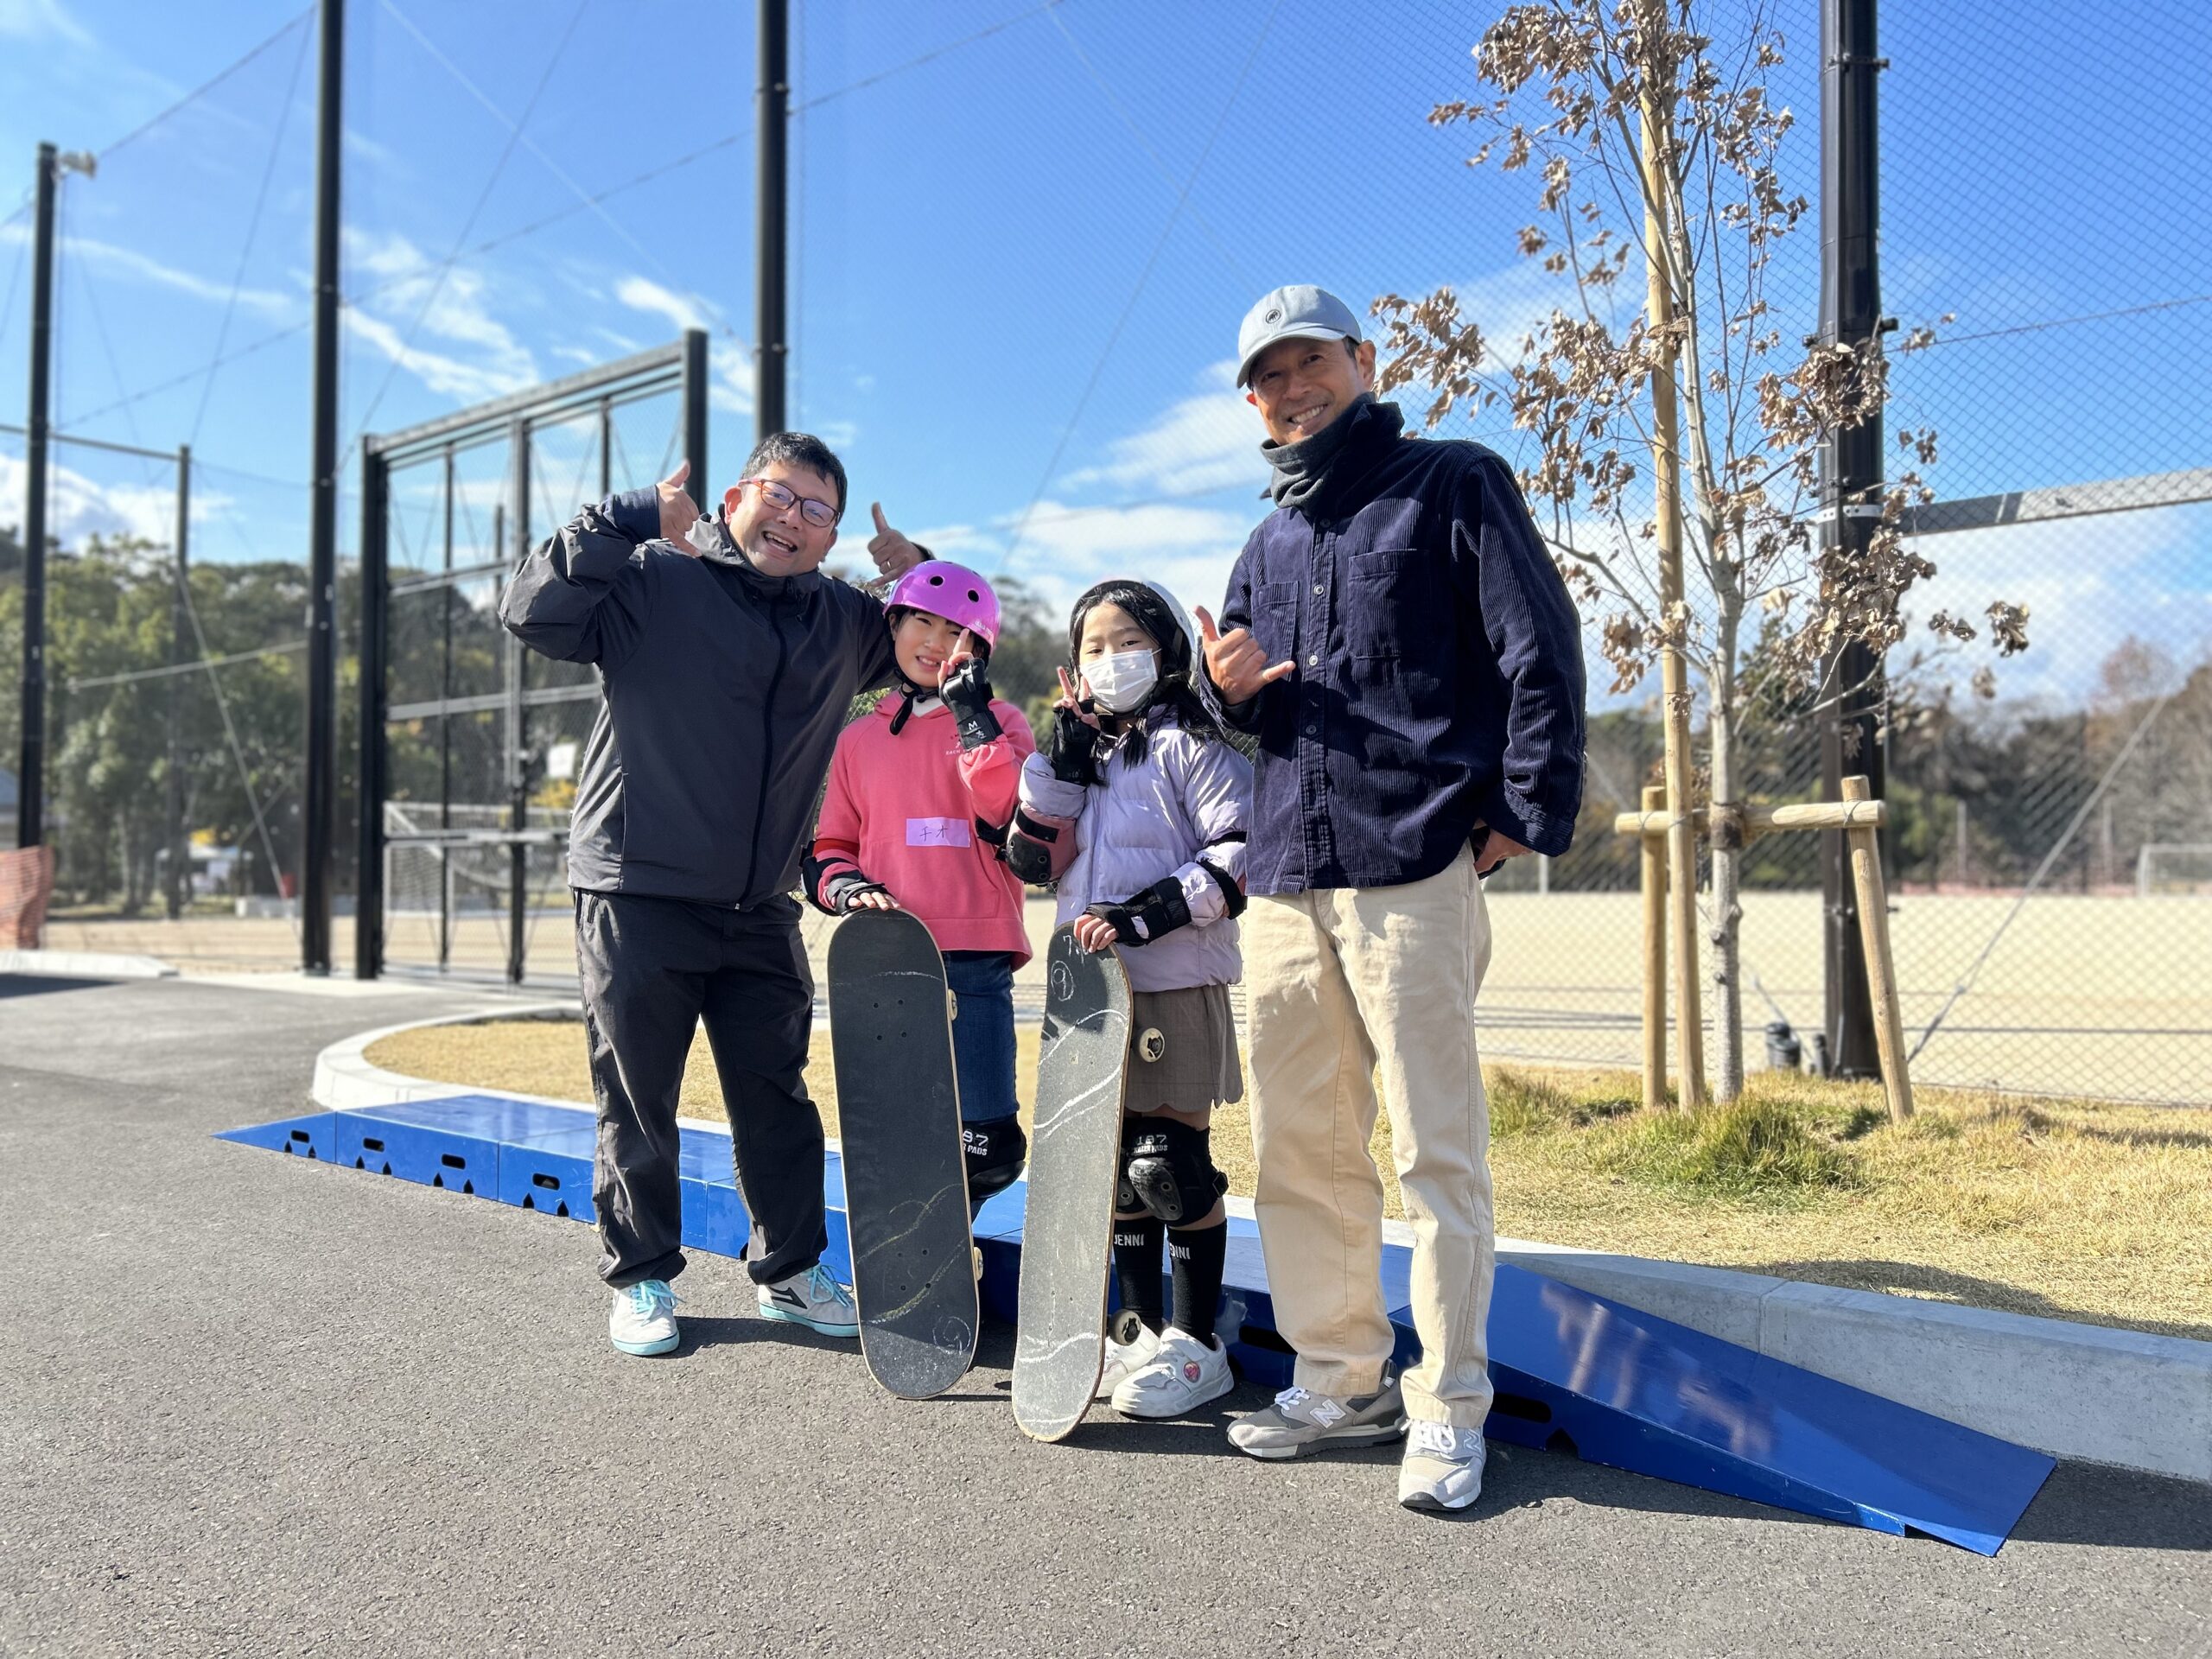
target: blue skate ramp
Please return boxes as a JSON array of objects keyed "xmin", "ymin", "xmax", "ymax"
[{"xmin": 219, "ymin": 1093, "xmax": 2052, "ymax": 1552}]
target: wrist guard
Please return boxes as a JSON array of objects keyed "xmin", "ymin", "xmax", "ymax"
[
  {"xmin": 803, "ymin": 851, "xmax": 888, "ymax": 915},
  {"xmin": 1083, "ymin": 875, "xmax": 1192, "ymax": 947},
  {"xmin": 939, "ymin": 658, "xmax": 1002, "ymax": 750},
  {"xmin": 1048, "ymin": 705, "xmax": 1102, "ymax": 785}
]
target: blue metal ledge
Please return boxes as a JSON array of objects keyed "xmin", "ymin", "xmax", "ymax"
[{"xmin": 219, "ymin": 1093, "xmax": 2053, "ymax": 1554}]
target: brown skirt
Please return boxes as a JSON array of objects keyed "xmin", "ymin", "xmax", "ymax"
[{"xmin": 1124, "ymin": 983, "xmax": 1243, "ymax": 1116}]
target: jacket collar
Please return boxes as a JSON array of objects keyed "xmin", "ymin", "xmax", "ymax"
[
  {"xmin": 1263, "ymin": 397, "xmax": 1407, "ymax": 520},
  {"xmin": 695, "ymin": 509, "xmax": 825, "ymax": 599}
]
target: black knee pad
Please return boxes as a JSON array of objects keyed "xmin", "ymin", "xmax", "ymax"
[
  {"xmin": 1123, "ymin": 1117, "xmax": 1226, "ymax": 1225},
  {"xmin": 962, "ymin": 1115, "xmax": 1027, "ymax": 1201}
]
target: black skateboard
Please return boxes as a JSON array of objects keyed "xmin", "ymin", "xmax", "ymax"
[
  {"xmin": 828, "ymin": 908, "xmax": 979, "ymax": 1401},
  {"xmin": 1012, "ymin": 925, "xmax": 1134, "ymax": 1441}
]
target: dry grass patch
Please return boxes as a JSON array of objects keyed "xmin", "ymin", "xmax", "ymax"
[{"xmin": 365, "ymin": 1019, "xmax": 2212, "ymax": 1341}]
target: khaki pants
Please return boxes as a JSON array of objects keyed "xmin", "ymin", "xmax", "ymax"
[{"xmin": 1245, "ymin": 845, "xmax": 1495, "ymax": 1427}]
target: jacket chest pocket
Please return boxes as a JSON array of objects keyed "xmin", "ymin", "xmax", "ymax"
[{"xmin": 1345, "ymin": 548, "xmax": 1437, "ymax": 666}]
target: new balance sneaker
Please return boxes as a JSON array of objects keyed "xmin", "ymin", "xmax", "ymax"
[
  {"xmin": 1112, "ymin": 1326, "xmax": 1233, "ymax": 1420},
  {"xmin": 1227, "ymin": 1377, "xmax": 1408, "ymax": 1460},
  {"xmin": 1398, "ymin": 1420, "xmax": 1488, "ymax": 1512},
  {"xmin": 756, "ymin": 1263, "xmax": 859, "ymax": 1338},
  {"xmin": 608, "ymin": 1280, "xmax": 680, "ymax": 1357},
  {"xmin": 1096, "ymin": 1323, "xmax": 1162, "ymax": 1398}
]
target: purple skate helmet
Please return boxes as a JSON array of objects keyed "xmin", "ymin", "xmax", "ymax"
[{"xmin": 886, "ymin": 559, "xmax": 1002, "ymax": 651}]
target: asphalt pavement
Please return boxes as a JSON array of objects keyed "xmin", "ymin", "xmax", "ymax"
[{"xmin": 1, "ymin": 973, "xmax": 2205, "ymax": 1657}]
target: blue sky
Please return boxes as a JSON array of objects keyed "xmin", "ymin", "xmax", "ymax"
[{"xmin": 1, "ymin": 0, "xmax": 2206, "ymax": 708}]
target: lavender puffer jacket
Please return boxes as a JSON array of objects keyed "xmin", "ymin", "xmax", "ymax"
[{"xmin": 1014, "ymin": 716, "xmax": 1250, "ymax": 994}]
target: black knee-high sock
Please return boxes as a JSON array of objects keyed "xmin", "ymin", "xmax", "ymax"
[
  {"xmin": 1169, "ymin": 1222, "xmax": 1228, "ymax": 1344},
  {"xmin": 1113, "ymin": 1217, "xmax": 1166, "ymax": 1334}
]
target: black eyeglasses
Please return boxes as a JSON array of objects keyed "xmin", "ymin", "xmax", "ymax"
[{"xmin": 742, "ymin": 476, "xmax": 840, "ymax": 529}]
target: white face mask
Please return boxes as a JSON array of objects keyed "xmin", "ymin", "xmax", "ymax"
[{"xmin": 1082, "ymin": 647, "xmax": 1159, "ymax": 715}]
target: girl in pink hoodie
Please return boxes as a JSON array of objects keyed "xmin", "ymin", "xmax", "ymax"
[{"xmin": 804, "ymin": 560, "xmax": 1039, "ymax": 1206}]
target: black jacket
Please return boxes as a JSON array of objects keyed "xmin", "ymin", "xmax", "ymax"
[
  {"xmin": 1219, "ymin": 400, "xmax": 1586, "ymax": 894},
  {"xmin": 499, "ymin": 487, "xmax": 899, "ymax": 907}
]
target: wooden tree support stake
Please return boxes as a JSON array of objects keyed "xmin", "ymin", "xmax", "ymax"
[
  {"xmin": 1639, "ymin": 784, "xmax": 1669, "ymax": 1109},
  {"xmin": 1842, "ymin": 774, "xmax": 1914, "ymax": 1120},
  {"xmin": 1615, "ymin": 775, "xmax": 1914, "ymax": 1119}
]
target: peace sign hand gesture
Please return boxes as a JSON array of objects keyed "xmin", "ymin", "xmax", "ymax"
[{"xmin": 1046, "ymin": 665, "xmax": 1103, "ymax": 785}]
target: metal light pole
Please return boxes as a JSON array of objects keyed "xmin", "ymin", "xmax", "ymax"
[
  {"xmin": 302, "ymin": 0, "xmax": 343, "ymax": 973},
  {"xmin": 1817, "ymin": 0, "xmax": 1886, "ymax": 1076},
  {"xmin": 754, "ymin": 0, "xmax": 788, "ymax": 444}
]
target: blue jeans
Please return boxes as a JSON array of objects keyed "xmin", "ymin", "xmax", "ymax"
[{"xmin": 944, "ymin": 950, "xmax": 1020, "ymax": 1122}]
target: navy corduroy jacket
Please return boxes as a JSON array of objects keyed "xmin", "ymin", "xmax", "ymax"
[{"xmin": 1217, "ymin": 401, "xmax": 1586, "ymax": 896}]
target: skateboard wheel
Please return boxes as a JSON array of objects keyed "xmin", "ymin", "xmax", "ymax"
[
  {"xmin": 948, "ymin": 989, "xmax": 959, "ymax": 1022},
  {"xmin": 1137, "ymin": 1027, "xmax": 1166, "ymax": 1063},
  {"xmin": 1109, "ymin": 1306, "xmax": 1146, "ymax": 1347}
]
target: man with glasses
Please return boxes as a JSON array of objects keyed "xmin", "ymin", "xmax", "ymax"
[
  {"xmin": 1198, "ymin": 286, "xmax": 1585, "ymax": 1511},
  {"xmin": 502, "ymin": 432, "xmax": 926, "ymax": 1357}
]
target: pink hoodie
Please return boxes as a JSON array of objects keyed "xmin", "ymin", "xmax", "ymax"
[{"xmin": 810, "ymin": 693, "xmax": 1039, "ymax": 963}]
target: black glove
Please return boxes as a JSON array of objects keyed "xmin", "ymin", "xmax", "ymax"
[
  {"xmin": 802, "ymin": 852, "xmax": 890, "ymax": 915},
  {"xmin": 1047, "ymin": 702, "xmax": 1103, "ymax": 785},
  {"xmin": 1083, "ymin": 875, "xmax": 1192, "ymax": 947},
  {"xmin": 830, "ymin": 874, "xmax": 891, "ymax": 913},
  {"xmin": 939, "ymin": 657, "xmax": 1002, "ymax": 751}
]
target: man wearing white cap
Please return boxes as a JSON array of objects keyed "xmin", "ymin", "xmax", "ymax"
[{"xmin": 1197, "ymin": 284, "xmax": 1586, "ymax": 1510}]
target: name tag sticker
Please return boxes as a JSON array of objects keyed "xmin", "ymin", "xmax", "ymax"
[{"xmin": 906, "ymin": 817, "xmax": 972, "ymax": 849}]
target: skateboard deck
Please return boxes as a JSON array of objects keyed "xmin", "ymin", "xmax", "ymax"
[
  {"xmin": 828, "ymin": 908, "xmax": 979, "ymax": 1401},
  {"xmin": 1011, "ymin": 926, "xmax": 1133, "ymax": 1441}
]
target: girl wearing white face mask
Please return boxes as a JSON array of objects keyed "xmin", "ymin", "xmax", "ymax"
[{"xmin": 1006, "ymin": 578, "xmax": 1255, "ymax": 1421}]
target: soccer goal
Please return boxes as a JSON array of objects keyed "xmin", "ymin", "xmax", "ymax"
[{"xmin": 2135, "ymin": 843, "xmax": 2212, "ymax": 896}]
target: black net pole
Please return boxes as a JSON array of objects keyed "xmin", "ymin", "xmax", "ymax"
[
  {"xmin": 754, "ymin": 0, "xmax": 788, "ymax": 442},
  {"xmin": 302, "ymin": 0, "xmax": 345, "ymax": 973},
  {"xmin": 353, "ymin": 445, "xmax": 388, "ymax": 979},
  {"xmin": 17, "ymin": 143, "xmax": 56, "ymax": 851},
  {"xmin": 683, "ymin": 327, "xmax": 710, "ymax": 508},
  {"xmin": 505, "ymin": 418, "xmax": 530, "ymax": 985},
  {"xmin": 166, "ymin": 445, "xmax": 190, "ymax": 918},
  {"xmin": 1817, "ymin": 0, "xmax": 1886, "ymax": 1076}
]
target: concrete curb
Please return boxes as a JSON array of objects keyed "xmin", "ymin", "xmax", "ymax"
[
  {"xmin": 0, "ymin": 947, "xmax": 175, "ymax": 980},
  {"xmin": 312, "ymin": 1007, "xmax": 2212, "ymax": 1484}
]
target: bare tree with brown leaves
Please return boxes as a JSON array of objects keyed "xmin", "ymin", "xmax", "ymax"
[{"xmin": 1376, "ymin": 0, "xmax": 2025, "ymax": 1099}]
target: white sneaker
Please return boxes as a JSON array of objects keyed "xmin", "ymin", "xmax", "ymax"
[
  {"xmin": 756, "ymin": 1263, "xmax": 859, "ymax": 1338},
  {"xmin": 1398, "ymin": 1420, "xmax": 1488, "ymax": 1512},
  {"xmin": 1096, "ymin": 1324, "xmax": 1161, "ymax": 1398},
  {"xmin": 1113, "ymin": 1326, "xmax": 1233, "ymax": 1419},
  {"xmin": 609, "ymin": 1280, "xmax": 679, "ymax": 1357}
]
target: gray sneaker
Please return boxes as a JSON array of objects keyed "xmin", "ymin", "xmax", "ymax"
[
  {"xmin": 1227, "ymin": 1378, "xmax": 1408, "ymax": 1460},
  {"xmin": 1398, "ymin": 1421, "xmax": 1487, "ymax": 1511}
]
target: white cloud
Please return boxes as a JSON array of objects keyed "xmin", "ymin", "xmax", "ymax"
[
  {"xmin": 1060, "ymin": 358, "xmax": 1263, "ymax": 499},
  {"xmin": 0, "ymin": 448, "xmax": 230, "ymax": 550},
  {"xmin": 613, "ymin": 276, "xmax": 752, "ymax": 414},
  {"xmin": 341, "ymin": 229, "xmax": 537, "ymax": 404},
  {"xmin": 0, "ymin": 222, "xmax": 293, "ymax": 317},
  {"xmin": 550, "ymin": 345, "xmax": 599, "ymax": 367},
  {"xmin": 0, "ymin": 0, "xmax": 92, "ymax": 45}
]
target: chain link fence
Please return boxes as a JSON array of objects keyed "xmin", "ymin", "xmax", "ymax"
[
  {"xmin": 9, "ymin": 1, "xmax": 2204, "ymax": 1098},
  {"xmin": 1357, "ymin": 0, "xmax": 2211, "ymax": 1106},
  {"xmin": 0, "ymin": 423, "xmax": 316, "ymax": 969}
]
